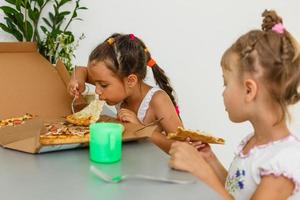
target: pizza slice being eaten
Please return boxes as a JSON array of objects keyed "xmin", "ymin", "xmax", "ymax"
[
  {"xmin": 167, "ymin": 126, "xmax": 225, "ymax": 144},
  {"xmin": 66, "ymin": 99, "xmax": 105, "ymax": 126}
]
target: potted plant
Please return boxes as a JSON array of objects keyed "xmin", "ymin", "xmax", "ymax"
[{"xmin": 0, "ymin": 0, "xmax": 87, "ymax": 73}]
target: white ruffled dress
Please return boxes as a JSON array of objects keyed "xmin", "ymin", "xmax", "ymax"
[
  {"xmin": 225, "ymin": 133, "xmax": 300, "ymax": 200},
  {"xmin": 116, "ymin": 87, "xmax": 161, "ymax": 123}
]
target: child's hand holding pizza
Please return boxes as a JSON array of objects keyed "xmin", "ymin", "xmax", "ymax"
[
  {"xmin": 169, "ymin": 141, "xmax": 215, "ymax": 181},
  {"xmin": 186, "ymin": 139, "xmax": 215, "ymax": 162}
]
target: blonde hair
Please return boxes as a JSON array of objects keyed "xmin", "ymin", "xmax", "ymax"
[{"xmin": 222, "ymin": 10, "xmax": 300, "ymax": 122}]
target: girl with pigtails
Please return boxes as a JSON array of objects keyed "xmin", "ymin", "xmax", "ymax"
[
  {"xmin": 169, "ymin": 10, "xmax": 300, "ymax": 199},
  {"xmin": 68, "ymin": 33, "xmax": 182, "ymax": 153}
]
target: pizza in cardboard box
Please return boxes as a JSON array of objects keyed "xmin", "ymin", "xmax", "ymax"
[{"xmin": 39, "ymin": 122, "xmax": 90, "ymax": 145}]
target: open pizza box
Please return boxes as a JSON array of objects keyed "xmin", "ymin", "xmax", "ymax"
[{"xmin": 0, "ymin": 42, "xmax": 158, "ymax": 153}]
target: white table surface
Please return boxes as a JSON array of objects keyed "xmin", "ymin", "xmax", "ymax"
[{"xmin": 0, "ymin": 140, "xmax": 221, "ymax": 200}]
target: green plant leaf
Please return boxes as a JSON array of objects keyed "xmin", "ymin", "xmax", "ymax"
[
  {"xmin": 0, "ymin": 22, "xmax": 23, "ymax": 41},
  {"xmin": 0, "ymin": 6, "xmax": 20, "ymax": 17},
  {"xmin": 20, "ymin": 0, "xmax": 31, "ymax": 10},
  {"xmin": 15, "ymin": 0, "xmax": 23, "ymax": 10},
  {"xmin": 36, "ymin": 0, "xmax": 45, "ymax": 7},
  {"xmin": 1, "ymin": 0, "xmax": 86, "ymax": 73},
  {"xmin": 4, "ymin": 0, "xmax": 22, "ymax": 10},
  {"xmin": 40, "ymin": 25, "xmax": 48, "ymax": 34},
  {"xmin": 72, "ymin": 11, "xmax": 77, "ymax": 18},
  {"xmin": 49, "ymin": 12, "xmax": 55, "ymax": 23},
  {"xmin": 78, "ymin": 7, "xmax": 88, "ymax": 10},
  {"xmin": 56, "ymin": 11, "xmax": 70, "ymax": 23},
  {"xmin": 42, "ymin": 17, "xmax": 52, "ymax": 28},
  {"xmin": 28, "ymin": 7, "xmax": 39, "ymax": 22},
  {"xmin": 59, "ymin": 11, "xmax": 71, "ymax": 17},
  {"xmin": 5, "ymin": 17, "xmax": 17, "ymax": 30},
  {"xmin": 64, "ymin": 31, "xmax": 75, "ymax": 43},
  {"xmin": 52, "ymin": 29, "xmax": 61, "ymax": 36},
  {"xmin": 4, "ymin": 0, "xmax": 14, "ymax": 4},
  {"xmin": 24, "ymin": 21, "xmax": 34, "ymax": 41},
  {"xmin": 0, "ymin": 6, "xmax": 25, "ymax": 33},
  {"xmin": 59, "ymin": 0, "xmax": 72, "ymax": 7}
]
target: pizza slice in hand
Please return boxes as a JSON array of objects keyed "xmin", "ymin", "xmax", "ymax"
[
  {"xmin": 66, "ymin": 99, "xmax": 105, "ymax": 126},
  {"xmin": 167, "ymin": 126, "xmax": 225, "ymax": 144}
]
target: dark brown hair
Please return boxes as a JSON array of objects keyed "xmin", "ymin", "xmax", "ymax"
[
  {"xmin": 222, "ymin": 10, "xmax": 300, "ymax": 121},
  {"xmin": 88, "ymin": 33, "xmax": 178, "ymax": 108}
]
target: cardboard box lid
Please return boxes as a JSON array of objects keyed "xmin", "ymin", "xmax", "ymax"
[{"xmin": 0, "ymin": 42, "xmax": 72, "ymax": 119}]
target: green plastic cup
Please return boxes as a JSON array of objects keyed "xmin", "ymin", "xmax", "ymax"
[{"xmin": 89, "ymin": 122, "xmax": 123, "ymax": 163}]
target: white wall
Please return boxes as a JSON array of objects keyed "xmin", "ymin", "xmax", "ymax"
[{"xmin": 1, "ymin": 0, "xmax": 300, "ymax": 168}]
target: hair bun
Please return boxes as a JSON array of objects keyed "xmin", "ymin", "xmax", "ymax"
[{"xmin": 261, "ymin": 9, "xmax": 283, "ymax": 31}]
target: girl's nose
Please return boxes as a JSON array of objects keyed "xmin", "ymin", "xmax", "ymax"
[{"xmin": 95, "ymin": 86, "xmax": 102, "ymax": 96}]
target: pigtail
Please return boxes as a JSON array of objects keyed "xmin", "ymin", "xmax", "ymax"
[
  {"xmin": 152, "ymin": 63, "xmax": 177, "ymax": 107},
  {"xmin": 143, "ymin": 50, "xmax": 178, "ymax": 109}
]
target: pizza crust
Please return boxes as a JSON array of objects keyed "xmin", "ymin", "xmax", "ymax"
[
  {"xmin": 39, "ymin": 122, "xmax": 90, "ymax": 145},
  {"xmin": 40, "ymin": 134, "xmax": 89, "ymax": 145},
  {"xmin": 167, "ymin": 126, "xmax": 225, "ymax": 144}
]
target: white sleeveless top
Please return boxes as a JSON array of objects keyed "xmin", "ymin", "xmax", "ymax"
[
  {"xmin": 116, "ymin": 87, "xmax": 162, "ymax": 122},
  {"xmin": 225, "ymin": 133, "xmax": 300, "ymax": 200}
]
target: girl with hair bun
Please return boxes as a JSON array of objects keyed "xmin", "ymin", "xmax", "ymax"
[{"xmin": 169, "ymin": 10, "xmax": 300, "ymax": 199}]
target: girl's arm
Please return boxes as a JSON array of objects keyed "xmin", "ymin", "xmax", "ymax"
[
  {"xmin": 75, "ymin": 66, "xmax": 94, "ymax": 84},
  {"xmin": 150, "ymin": 91, "xmax": 183, "ymax": 153},
  {"xmin": 150, "ymin": 131, "xmax": 175, "ymax": 154},
  {"xmin": 250, "ymin": 175, "xmax": 294, "ymax": 199},
  {"xmin": 191, "ymin": 142, "xmax": 228, "ymax": 184},
  {"xmin": 201, "ymin": 145, "xmax": 228, "ymax": 185},
  {"xmin": 169, "ymin": 142, "xmax": 233, "ymax": 200}
]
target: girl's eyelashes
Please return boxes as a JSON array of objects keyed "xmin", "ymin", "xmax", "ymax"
[
  {"xmin": 100, "ymin": 84, "xmax": 108, "ymax": 88},
  {"xmin": 96, "ymin": 81, "xmax": 109, "ymax": 88}
]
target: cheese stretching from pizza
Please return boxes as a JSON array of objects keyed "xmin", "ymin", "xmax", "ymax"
[
  {"xmin": 167, "ymin": 127, "xmax": 225, "ymax": 144},
  {"xmin": 66, "ymin": 99, "xmax": 105, "ymax": 126}
]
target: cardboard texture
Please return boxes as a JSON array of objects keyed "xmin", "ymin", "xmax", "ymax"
[{"xmin": 0, "ymin": 42, "xmax": 157, "ymax": 153}]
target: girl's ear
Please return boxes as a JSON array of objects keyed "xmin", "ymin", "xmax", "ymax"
[
  {"xmin": 126, "ymin": 74, "xmax": 138, "ymax": 88},
  {"xmin": 244, "ymin": 79, "xmax": 258, "ymax": 102}
]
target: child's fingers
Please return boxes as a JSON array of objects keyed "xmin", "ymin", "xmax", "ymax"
[
  {"xmin": 68, "ymin": 82, "xmax": 79, "ymax": 96},
  {"xmin": 186, "ymin": 137, "xmax": 192, "ymax": 144},
  {"xmin": 192, "ymin": 141, "xmax": 204, "ymax": 147},
  {"xmin": 117, "ymin": 109, "xmax": 140, "ymax": 123},
  {"xmin": 195, "ymin": 144, "xmax": 207, "ymax": 151}
]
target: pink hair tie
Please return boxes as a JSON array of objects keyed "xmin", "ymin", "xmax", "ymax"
[
  {"xmin": 129, "ymin": 34, "xmax": 135, "ymax": 40},
  {"xmin": 175, "ymin": 105, "xmax": 180, "ymax": 115},
  {"xmin": 272, "ymin": 23, "xmax": 285, "ymax": 34}
]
